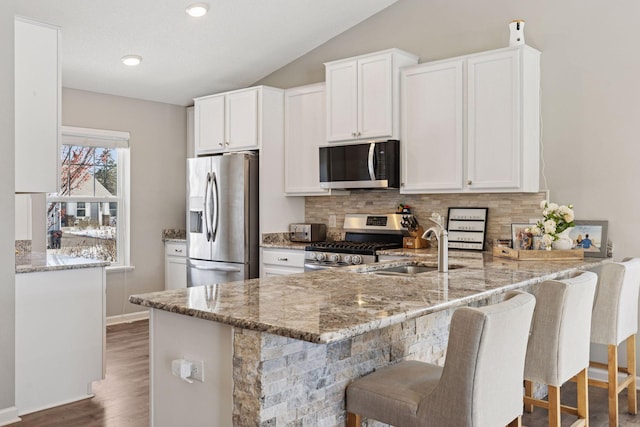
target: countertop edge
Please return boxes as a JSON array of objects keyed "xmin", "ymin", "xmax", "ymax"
[{"xmin": 130, "ymin": 263, "xmax": 586, "ymax": 344}]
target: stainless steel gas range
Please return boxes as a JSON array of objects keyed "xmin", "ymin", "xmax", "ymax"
[{"xmin": 304, "ymin": 213, "xmax": 406, "ymax": 271}]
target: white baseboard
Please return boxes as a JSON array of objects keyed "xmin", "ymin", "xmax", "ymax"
[
  {"xmin": 589, "ymin": 366, "xmax": 640, "ymax": 391},
  {"xmin": 106, "ymin": 310, "xmax": 149, "ymax": 326},
  {"xmin": 0, "ymin": 406, "xmax": 20, "ymax": 426}
]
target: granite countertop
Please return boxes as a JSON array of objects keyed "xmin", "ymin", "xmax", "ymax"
[
  {"xmin": 16, "ymin": 252, "xmax": 110, "ymax": 274},
  {"xmin": 164, "ymin": 238, "xmax": 187, "ymax": 244},
  {"xmin": 130, "ymin": 253, "xmax": 607, "ymax": 344},
  {"xmin": 260, "ymin": 242, "xmax": 308, "ymax": 250}
]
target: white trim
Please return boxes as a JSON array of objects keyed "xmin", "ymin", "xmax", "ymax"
[
  {"xmin": 106, "ymin": 310, "xmax": 149, "ymax": 326},
  {"xmin": 62, "ymin": 125, "xmax": 130, "ymax": 148},
  {"xmin": 588, "ymin": 366, "xmax": 640, "ymax": 391},
  {"xmin": 0, "ymin": 407, "xmax": 21, "ymax": 426}
]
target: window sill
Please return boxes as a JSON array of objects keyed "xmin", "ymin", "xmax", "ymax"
[{"xmin": 106, "ymin": 265, "xmax": 136, "ymax": 273}]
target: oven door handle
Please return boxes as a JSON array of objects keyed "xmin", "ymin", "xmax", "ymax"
[{"xmin": 304, "ymin": 263, "xmax": 334, "ymax": 271}]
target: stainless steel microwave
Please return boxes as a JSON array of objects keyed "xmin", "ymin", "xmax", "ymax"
[{"xmin": 319, "ymin": 140, "xmax": 400, "ymax": 189}]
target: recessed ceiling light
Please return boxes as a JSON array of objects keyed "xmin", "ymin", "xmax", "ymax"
[
  {"xmin": 121, "ymin": 55, "xmax": 142, "ymax": 66},
  {"xmin": 186, "ymin": 3, "xmax": 209, "ymax": 17}
]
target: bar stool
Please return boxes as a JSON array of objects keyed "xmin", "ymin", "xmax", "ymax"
[
  {"xmin": 345, "ymin": 291, "xmax": 536, "ymax": 427},
  {"xmin": 589, "ymin": 257, "xmax": 640, "ymax": 427},
  {"xmin": 523, "ymin": 271, "xmax": 598, "ymax": 427}
]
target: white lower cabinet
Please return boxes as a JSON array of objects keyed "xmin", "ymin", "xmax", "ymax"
[
  {"xmin": 165, "ymin": 241, "xmax": 187, "ymax": 290},
  {"xmin": 15, "ymin": 266, "xmax": 106, "ymax": 415},
  {"xmin": 400, "ymin": 45, "xmax": 540, "ymax": 194},
  {"xmin": 261, "ymin": 248, "xmax": 305, "ymax": 276}
]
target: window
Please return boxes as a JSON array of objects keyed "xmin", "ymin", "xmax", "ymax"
[{"xmin": 47, "ymin": 126, "xmax": 130, "ymax": 268}]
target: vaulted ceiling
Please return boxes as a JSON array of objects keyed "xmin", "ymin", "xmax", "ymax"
[{"xmin": 15, "ymin": 0, "xmax": 397, "ymax": 106}]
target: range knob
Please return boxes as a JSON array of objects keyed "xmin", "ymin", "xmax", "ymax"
[
  {"xmin": 329, "ymin": 254, "xmax": 341, "ymax": 263},
  {"xmin": 352, "ymin": 255, "xmax": 362, "ymax": 265},
  {"xmin": 343, "ymin": 255, "xmax": 352, "ymax": 264},
  {"xmin": 307, "ymin": 252, "xmax": 316, "ymax": 260},
  {"xmin": 316, "ymin": 253, "xmax": 326, "ymax": 262}
]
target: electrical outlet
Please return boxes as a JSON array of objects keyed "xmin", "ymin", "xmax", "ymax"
[{"xmin": 189, "ymin": 360, "xmax": 204, "ymax": 382}]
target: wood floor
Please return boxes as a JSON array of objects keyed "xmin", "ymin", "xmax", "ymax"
[{"xmin": 11, "ymin": 320, "xmax": 640, "ymax": 427}]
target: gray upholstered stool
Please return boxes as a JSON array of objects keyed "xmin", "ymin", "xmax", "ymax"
[
  {"xmin": 345, "ymin": 291, "xmax": 536, "ymax": 427},
  {"xmin": 523, "ymin": 271, "xmax": 598, "ymax": 427},
  {"xmin": 589, "ymin": 258, "xmax": 640, "ymax": 427}
]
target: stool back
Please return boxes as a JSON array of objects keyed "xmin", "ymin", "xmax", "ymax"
[
  {"xmin": 418, "ymin": 291, "xmax": 536, "ymax": 426},
  {"xmin": 524, "ymin": 272, "xmax": 598, "ymax": 386},
  {"xmin": 591, "ymin": 258, "xmax": 640, "ymax": 345}
]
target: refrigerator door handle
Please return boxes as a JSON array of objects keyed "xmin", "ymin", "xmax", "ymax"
[
  {"xmin": 204, "ymin": 172, "xmax": 212, "ymax": 241},
  {"xmin": 192, "ymin": 265, "xmax": 241, "ymax": 273},
  {"xmin": 211, "ymin": 172, "xmax": 220, "ymax": 242}
]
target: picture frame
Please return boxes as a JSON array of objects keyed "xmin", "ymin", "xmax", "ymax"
[
  {"xmin": 447, "ymin": 207, "xmax": 488, "ymax": 251},
  {"xmin": 511, "ymin": 223, "xmax": 535, "ymax": 250},
  {"xmin": 568, "ymin": 220, "xmax": 609, "ymax": 257}
]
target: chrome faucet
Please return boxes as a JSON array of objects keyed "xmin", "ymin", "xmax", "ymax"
[{"xmin": 422, "ymin": 213, "xmax": 448, "ymax": 273}]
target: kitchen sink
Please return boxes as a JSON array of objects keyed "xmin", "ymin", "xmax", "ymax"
[{"xmin": 363, "ymin": 261, "xmax": 462, "ymax": 276}]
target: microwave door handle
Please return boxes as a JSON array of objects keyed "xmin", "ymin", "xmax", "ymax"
[
  {"xmin": 211, "ymin": 172, "xmax": 219, "ymax": 242},
  {"xmin": 204, "ymin": 173, "xmax": 212, "ymax": 241},
  {"xmin": 367, "ymin": 142, "xmax": 376, "ymax": 181}
]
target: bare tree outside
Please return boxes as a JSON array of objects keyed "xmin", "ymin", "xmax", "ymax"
[{"xmin": 47, "ymin": 145, "xmax": 119, "ymax": 263}]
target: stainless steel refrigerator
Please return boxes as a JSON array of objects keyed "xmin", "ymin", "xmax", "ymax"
[{"xmin": 187, "ymin": 152, "xmax": 259, "ymax": 287}]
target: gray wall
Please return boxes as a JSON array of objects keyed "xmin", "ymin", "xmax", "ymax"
[
  {"xmin": 257, "ymin": 0, "xmax": 640, "ymax": 367},
  {"xmin": 258, "ymin": 0, "xmax": 640, "ymax": 261},
  {"xmin": 62, "ymin": 88, "xmax": 187, "ymax": 317},
  {"xmin": 0, "ymin": 2, "xmax": 16, "ymax": 415}
]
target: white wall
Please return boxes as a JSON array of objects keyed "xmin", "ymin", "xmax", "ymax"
[
  {"xmin": 257, "ymin": 0, "xmax": 640, "ymax": 369},
  {"xmin": 0, "ymin": 2, "xmax": 17, "ymax": 421},
  {"xmin": 62, "ymin": 88, "xmax": 187, "ymax": 318}
]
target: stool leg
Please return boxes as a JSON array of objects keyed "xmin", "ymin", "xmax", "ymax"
[
  {"xmin": 608, "ymin": 344, "xmax": 619, "ymax": 427},
  {"xmin": 524, "ymin": 380, "xmax": 534, "ymax": 413},
  {"xmin": 507, "ymin": 415, "xmax": 522, "ymax": 427},
  {"xmin": 628, "ymin": 335, "xmax": 637, "ymax": 415},
  {"xmin": 576, "ymin": 368, "xmax": 589, "ymax": 426},
  {"xmin": 346, "ymin": 412, "xmax": 361, "ymax": 427},
  {"xmin": 548, "ymin": 385, "xmax": 561, "ymax": 427}
]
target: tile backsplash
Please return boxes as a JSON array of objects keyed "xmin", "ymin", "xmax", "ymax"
[{"xmin": 305, "ymin": 190, "xmax": 546, "ymax": 249}]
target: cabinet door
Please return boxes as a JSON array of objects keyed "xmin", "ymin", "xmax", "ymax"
[
  {"xmin": 226, "ymin": 88, "xmax": 259, "ymax": 151},
  {"xmin": 326, "ymin": 60, "xmax": 358, "ymax": 142},
  {"xmin": 358, "ymin": 54, "xmax": 393, "ymax": 139},
  {"xmin": 165, "ymin": 257, "xmax": 187, "ymax": 290},
  {"xmin": 284, "ymin": 84, "xmax": 328, "ymax": 195},
  {"xmin": 15, "ymin": 18, "xmax": 59, "ymax": 193},
  {"xmin": 467, "ymin": 50, "xmax": 521, "ymax": 190},
  {"xmin": 401, "ymin": 60, "xmax": 464, "ymax": 193},
  {"xmin": 195, "ymin": 95, "xmax": 225, "ymax": 154}
]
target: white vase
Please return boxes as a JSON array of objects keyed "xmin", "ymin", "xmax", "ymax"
[{"xmin": 552, "ymin": 227, "xmax": 574, "ymax": 250}]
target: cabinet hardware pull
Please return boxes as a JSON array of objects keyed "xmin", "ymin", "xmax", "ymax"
[
  {"xmin": 225, "ymin": 141, "xmax": 230, "ymax": 146},
  {"xmin": 218, "ymin": 142, "xmax": 223, "ymax": 147},
  {"xmin": 175, "ymin": 249, "xmax": 183, "ymax": 253},
  {"xmin": 467, "ymin": 180, "xmax": 473, "ymax": 185},
  {"xmin": 277, "ymin": 257, "xmax": 288, "ymax": 261}
]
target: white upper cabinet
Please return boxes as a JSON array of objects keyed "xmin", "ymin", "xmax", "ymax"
[
  {"xmin": 467, "ymin": 47, "xmax": 540, "ymax": 191},
  {"xmin": 284, "ymin": 83, "xmax": 329, "ymax": 196},
  {"xmin": 400, "ymin": 45, "xmax": 540, "ymax": 194},
  {"xmin": 194, "ymin": 86, "xmax": 279, "ymax": 155},
  {"xmin": 325, "ymin": 49, "xmax": 418, "ymax": 143},
  {"xmin": 15, "ymin": 17, "xmax": 60, "ymax": 193},
  {"xmin": 401, "ymin": 59, "xmax": 464, "ymax": 193}
]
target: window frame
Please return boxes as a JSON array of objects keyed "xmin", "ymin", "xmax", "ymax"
[{"xmin": 47, "ymin": 126, "xmax": 131, "ymax": 269}]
